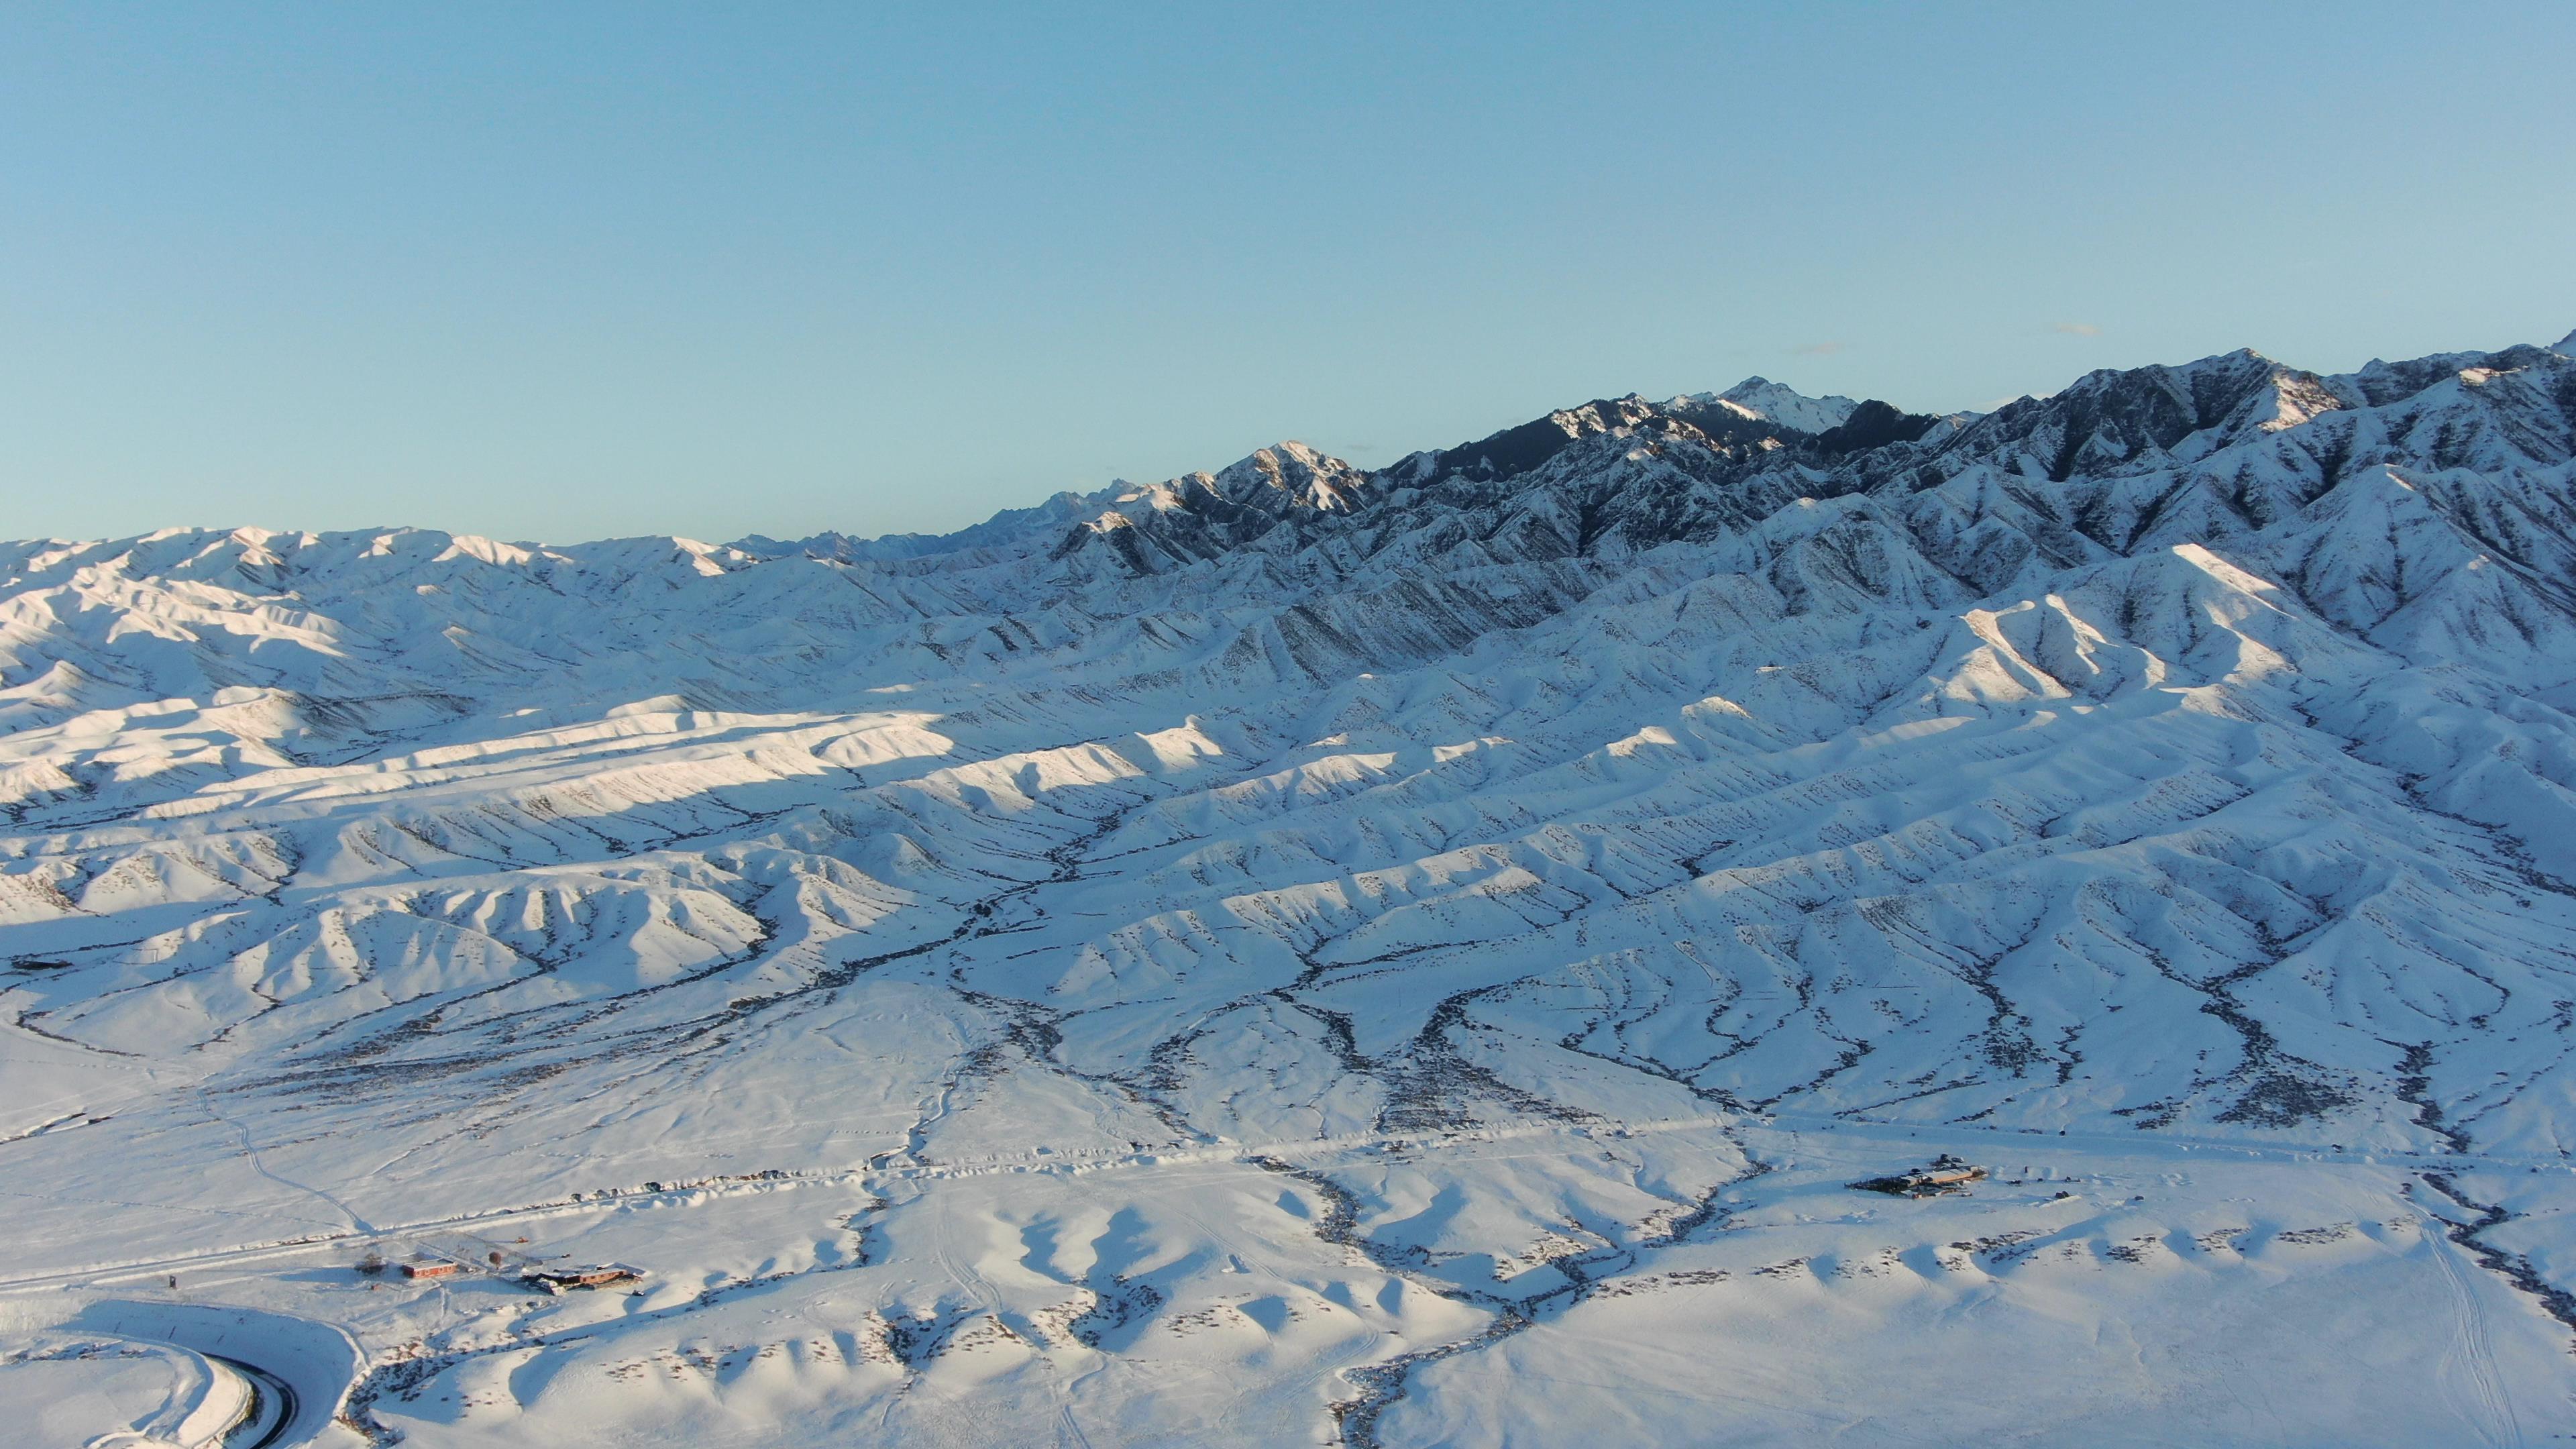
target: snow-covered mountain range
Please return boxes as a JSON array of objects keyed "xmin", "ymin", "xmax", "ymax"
[{"xmin": 7, "ymin": 330, "xmax": 2576, "ymax": 1446}]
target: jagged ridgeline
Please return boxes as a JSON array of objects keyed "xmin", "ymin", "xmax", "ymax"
[{"xmin": 5, "ymin": 331, "xmax": 2576, "ymax": 1445}]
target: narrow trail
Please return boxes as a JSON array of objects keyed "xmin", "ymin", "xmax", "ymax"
[
  {"xmin": 201, "ymin": 1089, "xmax": 378, "ymax": 1237},
  {"xmin": 2420, "ymin": 1193, "xmax": 2523, "ymax": 1447}
]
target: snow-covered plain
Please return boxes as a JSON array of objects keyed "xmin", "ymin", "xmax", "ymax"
[{"xmin": 6, "ymin": 331, "xmax": 2576, "ymax": 1445}]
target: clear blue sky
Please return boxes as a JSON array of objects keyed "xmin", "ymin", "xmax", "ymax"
[{"xmin": 6, "ymin": 2, "xmax": 2571, "ymax": 545}]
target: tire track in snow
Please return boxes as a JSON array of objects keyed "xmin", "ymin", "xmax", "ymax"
[{"xmin": 2420, "ymin": 1193, "xmax": 2522, "ymax": 1447}]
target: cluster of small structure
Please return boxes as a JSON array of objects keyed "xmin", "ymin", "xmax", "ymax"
[
  {"xmin": 521, "ymin": 1264, "xmax": 646, "ymax": 1295},
  {"xmin": 1850, "ymin": 1155, "xmax": 1988, "ymax": 1197},
  {"xmin": 358, "ymin": 1248, "xmax": 644, "ymax": 1293}
]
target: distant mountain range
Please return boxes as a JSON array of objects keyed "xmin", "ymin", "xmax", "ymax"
[{"xmin": 5, "ymin": 329, "xmax": 2576, "ymax": 1446}]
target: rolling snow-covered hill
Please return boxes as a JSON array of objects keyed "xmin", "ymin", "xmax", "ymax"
[{"xmin": 6, "ymin": 330, "xmax": 2576, "ymax": 1446}]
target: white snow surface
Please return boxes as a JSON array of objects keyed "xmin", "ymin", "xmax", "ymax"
[
  {"xmin": 0, "ymin": 1332, "xmax": 246, "ymax": 1448},
  {"xmin": 6, "ymin": 333, "xmax": 2576, "ymax": 1445}
]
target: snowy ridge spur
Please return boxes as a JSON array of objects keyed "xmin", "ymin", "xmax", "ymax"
[{"xmin": 5, "ymin": 331, "xmax": 2576, "ymax": 1446}]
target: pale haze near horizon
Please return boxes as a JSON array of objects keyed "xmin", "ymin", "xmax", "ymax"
[{"xmin": 4, "ymin": 1, "xmax": 2571, "ymax": 547}]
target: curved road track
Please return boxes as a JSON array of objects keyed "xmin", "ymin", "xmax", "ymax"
[{"xmin": 208, "ymin": 1354, "xmax": 300, "ymax": 1449}]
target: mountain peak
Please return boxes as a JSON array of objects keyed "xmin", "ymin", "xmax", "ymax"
[
  {"xmin": 1196, "ymin": 440, "xmax": 1370, "ymax": 513},
  {"xmin": 1674, "ymin": 377, "xmax": 1861, "ymax": 435}
]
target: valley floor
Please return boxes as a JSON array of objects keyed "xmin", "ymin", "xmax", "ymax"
[{"xmin": 7, "ymin": 1110, "xmax": 2573, "ymax": 1447}]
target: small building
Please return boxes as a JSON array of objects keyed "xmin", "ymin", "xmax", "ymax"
[
  {"xmin": 521, "ymin": 1263, "xmax": 647, "ymax": 1295},
  {"xmin": 400, "ymin": 1260, "xmax": 467, "ymax": 1281},
  {"xmin": 1851, "ymin": 1155, "xmax": 1990, "ymax": 1198}
]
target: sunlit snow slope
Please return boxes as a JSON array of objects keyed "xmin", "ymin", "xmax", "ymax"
[{"xmin": 7, "ymin": 331, "xmax": 2576, "ymax": 1447}]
